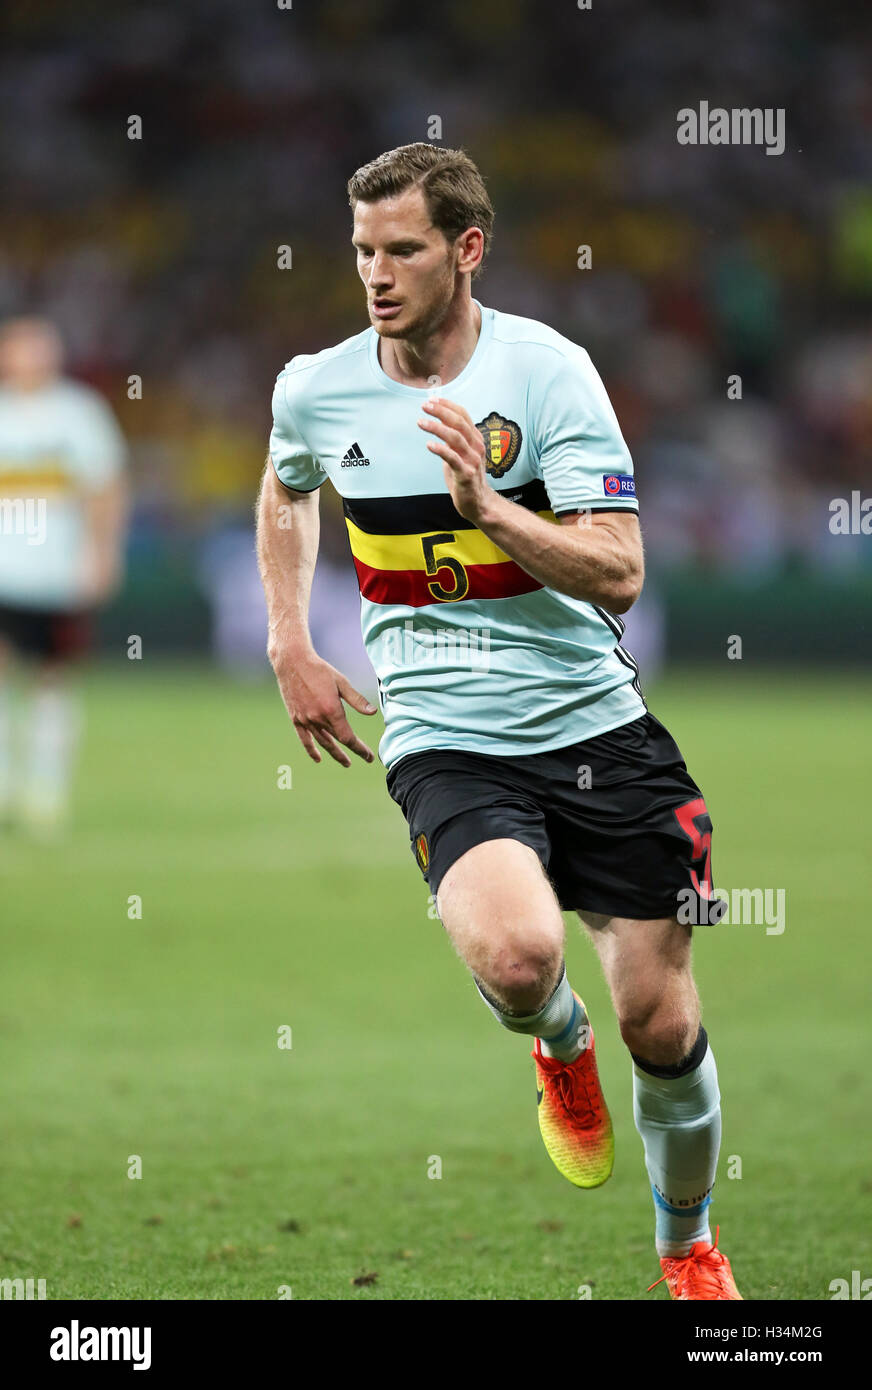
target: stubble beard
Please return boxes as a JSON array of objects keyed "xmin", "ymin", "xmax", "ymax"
[{"xmin": 371, "ymin": 262, "xmax": 456, "ymax": 345}]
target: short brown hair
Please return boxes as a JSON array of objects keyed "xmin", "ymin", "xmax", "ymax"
[{"xmin": 348, "ymin": 143, "xmax": 494, "ymax": 276}]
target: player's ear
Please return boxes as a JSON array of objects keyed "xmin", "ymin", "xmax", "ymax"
[{"xmin": 456, "ymin": 227, "xmax": 484, "ymax": 276}]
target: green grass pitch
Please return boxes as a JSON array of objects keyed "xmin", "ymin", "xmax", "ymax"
[{"xmin": 1, "ymin": 664, "xmax": 870, "ymax": 1300}]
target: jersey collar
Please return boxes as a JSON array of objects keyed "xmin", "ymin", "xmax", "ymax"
[{"xmin": 367, "ymin": 299, "xmax": 493, "ymax": 397}]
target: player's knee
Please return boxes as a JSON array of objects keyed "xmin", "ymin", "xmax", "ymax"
[
  {"xmin": 617, "ymin": 997, "xmax": 696, "ymax": 1066},
  {"xmin": 483, "ymin": 929, "xmax": 563, "ymax": 1011}
]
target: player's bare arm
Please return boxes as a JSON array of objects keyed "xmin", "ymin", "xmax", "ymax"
[
  {"xmin": 256, "ymin": 462, "xmax": 376, "ymax": 768},
  {"xmin": 82, "ymin": 474, "xmax": 129, "ymax": 604},
  {"xmin": 418, "ymin": 396, "xmax": 644, "ymax": 613}
]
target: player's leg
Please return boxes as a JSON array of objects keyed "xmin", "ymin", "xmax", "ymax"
[
  {"xmin": 19, "ymin": 611, "xmax": 88, "ymax": 835},
  {"xmin": 0, "ymin": 634, "xmax": 15, "ymax": 821},
  {"xmin": 577, "ymin": 909, "xmax": 701, "ymax": 1066},
  {"xmin": 386, "ymin": 751, "xmax": 614, "ymax": 1185},
  {"xmin": 386, "ymin": 752, "xmax": 578, "ymax": 1041},
  {"xmin": 22, "ymin": 658, "xmax": 81, "ymax": 832},
  {"xmin": 527, "ymin": 710, "xmax": 739, "ymax": 1289},
  {"xmin": 435, "ymin": 837, "xmax": 614, "ymax": 1187},
  {"xmin": 578, "ymin": 909, "xmax": 717, "ymax": 1240},
  {"xmin": 578, "ymin": 909, "xmax": 740, "ymax": 1297},
  {"xmin": 0, "ymin": 605, "xmax": 82, "ymax": 832},
  {"xmin": 436, "ymin": 837, "xmax": 565, "ymax": 1016}
]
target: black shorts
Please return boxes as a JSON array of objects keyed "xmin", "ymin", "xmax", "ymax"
[
  {"xmin": 0, "ymin": 603, "xmax": 92, "ymax": 662},
  {"xmin": 386, "ymin": 712, "xmax": 723, "ymax": 923}
]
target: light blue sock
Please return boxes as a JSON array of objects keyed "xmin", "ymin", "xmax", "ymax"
[
  {"xmin": 474, "ymin": 965, "xmax": 589, "ymax": 1063},
  {"xmin": 632, "ymin": 1033, "xmax": 721, "ymax": 1257}
]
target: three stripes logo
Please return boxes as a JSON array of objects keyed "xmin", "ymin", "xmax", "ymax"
[
  {"xmin": 592, "ymin": 604, "xmax": 645, "ymax": 705},
  {"xmin": 341, "ymin": 442, "xmax": 370, "ymax": 468}
]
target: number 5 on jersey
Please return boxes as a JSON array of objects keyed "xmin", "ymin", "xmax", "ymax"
[{"xmin": 421, "ymin": 532, "xmax": 469, "ymax": 602}]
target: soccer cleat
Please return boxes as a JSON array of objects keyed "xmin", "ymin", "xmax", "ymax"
[
  {"xmin": 531, "ymin": 1000, "xmax": 614, "ymax": 1188},
  {"xmin": 647, "ymin": 1227, "xmax": 743, "ymax": 1300}
]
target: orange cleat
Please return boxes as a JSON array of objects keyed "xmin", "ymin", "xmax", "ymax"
[
  {"xmin": 531, "ymin": 1001, "xmax": 614, "ymax": 1189},
  {"xmin": 648, "ymin": 1227, "xmax": 743, "ymax": 1300}
]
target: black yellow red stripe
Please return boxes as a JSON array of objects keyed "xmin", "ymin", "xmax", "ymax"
[
  {"xmin": 342, "ymin": 478, "xmax": 550, "ymax": 534},
  {"xmin": 351, "ymin": 553, "xmax": 544, "ymax": 606},
  {"xmin": 343, "ymin": 480, "xmax": 556, "ymax": 607},
  {"xmin": 0, "ymin": 463, "xmax": 73, "ymax": 494}
]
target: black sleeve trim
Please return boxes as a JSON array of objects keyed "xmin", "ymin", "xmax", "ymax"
[{"xmin": 555, "ymin": 505, "xmax": 639, "ymax": 518}]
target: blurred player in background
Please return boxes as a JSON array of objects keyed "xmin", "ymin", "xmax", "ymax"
[{"xmin": 0, "ymin": 317, "xmax": 127, "ymax": 834}]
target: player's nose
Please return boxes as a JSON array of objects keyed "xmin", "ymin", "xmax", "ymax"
[{"xmin": 368, "ymin": 253, "xmax": 394, "ymax": 287}]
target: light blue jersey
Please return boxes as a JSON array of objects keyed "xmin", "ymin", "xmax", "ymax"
[
  {"xmin": 0, "ymin": 379, "xmax": 126, "ymax": 609},
  {"xmin": 269, "ymin": 302, "xmax": 645, "ymax": 770}
]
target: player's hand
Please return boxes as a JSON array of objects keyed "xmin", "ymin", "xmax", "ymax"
[
  {"xmin": 418, "ymin": 398, "xmax": 491, "ymax": 522},
  {"xmin": 271, "ymin": 649, "xmax": 377, "ymax": 768}
]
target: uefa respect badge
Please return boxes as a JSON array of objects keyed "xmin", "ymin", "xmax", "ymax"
[{"xmin": 602, "ymin": 474, "xmax": 636, "ymax": 498}]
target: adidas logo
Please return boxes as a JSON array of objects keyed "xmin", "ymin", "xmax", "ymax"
[{"xmin": 340, "ymin": 442, "xmax": 370, "ymax": 468}]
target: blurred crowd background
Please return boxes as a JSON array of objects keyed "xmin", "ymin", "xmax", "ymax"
[{"xmin": 2, "ymin": 0, "xmax": 870, "ymax": 673}]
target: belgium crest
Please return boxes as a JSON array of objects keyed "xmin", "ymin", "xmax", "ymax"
[{"xmin": 476, "ymin": 411, "xmax": 522, "ymax": 479}]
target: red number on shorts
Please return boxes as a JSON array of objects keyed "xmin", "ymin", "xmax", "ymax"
[{"xmin": 674, "ymin": 796, "xmax": 714, "ymax": 899}]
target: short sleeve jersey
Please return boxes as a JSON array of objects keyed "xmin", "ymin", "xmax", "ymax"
[
  {"xmin": 0, "ymin": 379, "xmax": 126, "ymax": 608},
  {"xmin": 269, "ymin": 302, "xmax": 645, "ymax": 770}
]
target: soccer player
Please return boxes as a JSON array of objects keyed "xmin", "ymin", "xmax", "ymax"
[
  {"xmin": 257, "ymin": 144, "xmax": 741, "ymax": 1300},
  {"xmin": 0, "ymin": 317, "xmax": 127, "ymax": 834}
]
